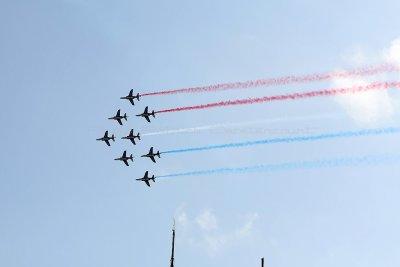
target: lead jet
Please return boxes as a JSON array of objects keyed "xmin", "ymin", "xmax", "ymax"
[
  {"xmin": 96, "ymin": 131, "xmax": 115, "ymax": 146},
  {"xmin": 136, "ymin": 171, "xmax": 155, "ymax": 187},
  {"xmin": 108, "ymin": 109, "xmax": 128, "ymax": 125},
  {"xmin": 114, "ymin": 150, "xmax": 134, "ymax": 166},
  {"xmin": 122, "ymin": 129, "xmax": 141, "ymax": 145},
  {"xmin": 136, "ymin": 106, "xmax": 155, "ymax": 123},
  {"xmin": 141, "ymin": 147, "xmax": 161, "ymax": 163},
  {"xmin": 121, "ymin": 89, "xmax": 140, "ymax": 105}
]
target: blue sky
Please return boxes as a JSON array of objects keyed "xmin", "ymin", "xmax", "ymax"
[{"xmin": 1, "ymin": 1, "xmax": 400, "ymax": 266}]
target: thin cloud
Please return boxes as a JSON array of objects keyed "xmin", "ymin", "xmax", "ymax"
[
  {"xmin": 382, "ymin": 38, "xmax": 400, "ymax": 66},
  {"xmin": 175, "ymin": 206, "xmax": 259, "ymax": 255},
  {"xmin": 196, "ymin": 210, "xmax": 218, "ymax": 231},
  {"xmin": 332, "ymin": 77, "xmax": 395, "ymax": 125},
  {"xmin": 333, "ymin": 38, "xmax": 400, "ymax": 126}
]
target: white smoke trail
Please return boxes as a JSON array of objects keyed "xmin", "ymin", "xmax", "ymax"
[{"xmin": 142, "ymin": 113, "xmax": 340, "ymax": 137}]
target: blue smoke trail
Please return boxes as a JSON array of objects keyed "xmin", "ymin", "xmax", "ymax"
[
  {"xmin": 162, "ymin": 127, "xmax": 400, "ymax": 154},
  {"xmin": 157, "ymin": 153, "xmax": 400, "ymax": 179}
]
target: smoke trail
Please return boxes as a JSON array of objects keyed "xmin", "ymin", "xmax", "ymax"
[
  {"xmin": 142, "ymin": 113, "xmax": 338, "ymax": 137},
  {"xmin": 161, "ymin": 127, "xmax": 400, "ymax": 154},
  {"xmin": 157, "ymin": 153, "xmax": 400, "ymax": 179},
  {"xmin": 142, "ymin": 64, "xmax": 399, "ymax": 97},
  {"xmin": 156, "ymin": 81, "xmax": 400, "ymax": 113}
]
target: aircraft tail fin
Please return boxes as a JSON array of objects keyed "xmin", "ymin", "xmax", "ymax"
[
  {"xmin": 130, "ymin": 154, "xmax": 134, "ymax": 161},
  {"xmin": 137, "ymin": 133, "xmax": 141, "ymax": 140},
  {"xmin": 111, "ymin": 134, "xmax": 115, "ymax": 141},
  {"xmin": 151, "ymin": 111, "xmax": 155, "ymax": 117},
  {"xmin": 136, "ymin": 93, "xmax": 140, "ymax": 100},
  {"xmin": 151, "ymin": 176, "xmax": 155, "ymax": 182},
  {"xmin": 157, "ymin": 152, "xmax": 161, "ymax": 158},
  {"xmin": 124, "ymin": 113, "xmax": 128, "ymax": 120}
]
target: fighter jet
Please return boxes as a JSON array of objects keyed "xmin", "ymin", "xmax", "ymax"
[
  {"xmin": 108, "ymin": 109, "xmax": 128, "ymax": 125},
  {"xmin": 122, "ymin": 129, "xmax": 141, "ymax": 145},
  {"xmin": 136, "ymin": 106, "xmax": 155, "ymax": 123},
  {"xmin": 114, "ymin": 150, "xmax": 134, "ymax": 166},
  {"xmin": 121, "ymin": 89, "xmax": 140, "ymax": 105},
  {"xmin": 136, "ymin": 171, "xmax": 155, "ymax": 187},
  {"xmin": 96, "ymin": 131, "xmax": 115, "ymax": 146},
  {"xmin": 141, "ymin": 147, "xmax": 161, "ymax": 163}
]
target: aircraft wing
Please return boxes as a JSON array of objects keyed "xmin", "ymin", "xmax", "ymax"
[
  {"xmin": 144, "ymin": 115, "xmax": 151, "ymax": 123},
  {"xmin": 145, "ymin": 180, "xmax": 151, "ymax": 187},
  {"xmin": 117, "ymin": 119, "xmax": 123, "ymax": 125},
  {"xmin": 116, "ymin": 110, "xmax": 121, "ymax": 116},
  {"xmin": 149, "ymin": 155, "xmax": 156, "ymax": 163},
  {"xmin": 105, "ymin": 140, "xmax": 110, "ymax": 146},
  {"xmin": 104, "ymin": 131, "xmax": 108, "ymax": 138},
  {"xmin": 129, "ymin": 99, "xmax": 134, "ymax": 105},
  {"xmin": 130, "ymin": 139, "xmax": 136, "ymax": 145},
  {"xmin": 123, "ymin": 160, "xmax": 129, "ymax": 166}
]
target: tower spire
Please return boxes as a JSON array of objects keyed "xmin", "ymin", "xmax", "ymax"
[{"xmin": 170, "ymin": 219, "xmax": 175, "ymax": 267}]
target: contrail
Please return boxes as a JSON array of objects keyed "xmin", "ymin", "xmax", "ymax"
[
  {"xmin": 141, "ymin": 63, "xmax": 399, "ymax": 97},
  {"xmin": 157, "ymin": 153, "xmax": 400, "ymax": 179},
  {"xmin": 142, "ymin": 113, "xmax": 338, "ymax": 137},
  {"xmin": 161, "ymin": 127, "xmax": 400, "ymax": 154},
  {"xmin": 156, "ymin": 81, "xmax": 400, "ymax": 114}
]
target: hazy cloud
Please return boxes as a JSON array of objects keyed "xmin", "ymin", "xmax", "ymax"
[
  {"xmin": 382, "ymin": 38, "xmax": 400, "ymax": 66},
  {"xmin": 333, "ymin": 37, "xmax": 400, "ymax": 125},
  {"xmin": 175, "ymin": 206, "xmax": 259, "ymax": 255},
  {"xmin": 332, "ymin": 77, "xmax": 395, "ymax": 125},
  {"xmin": 196, "ymin": 210, "xmax": 218, "ymax": 231}
]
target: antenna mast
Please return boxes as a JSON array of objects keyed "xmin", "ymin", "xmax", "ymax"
[{"xmin": 170, "ymin": 220, "xmax": 175, "ymax": 267}]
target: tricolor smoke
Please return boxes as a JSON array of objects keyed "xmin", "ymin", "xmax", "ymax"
[
  {"xmin": 157, "ymin": 153, "xmax": 400, "ymax": 179},
  {"xmin": 156, "ymin": 81, "xmax": 400, "ymax": 114},
  {"xmin": 142, "ymin": 64, "xmax": 399, "ymax": 97},
  {"xmin": 142, "ymin": 113, "xmax": 338, "ymax": 137},
  {"xmin": 161, "ymin": 127, "xmax": 400, "ymax": 154}
]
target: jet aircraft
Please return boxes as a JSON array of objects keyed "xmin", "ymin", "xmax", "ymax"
[
  {"xmin": 136, "ymin": 106, "xmax": 155, "ymax": 123},
  {"xmin": 122, "ymin": 129, "xmax": 141, "ymax": 145},
  {"xmin": 96, "ymin": 131, "xmax": 115, "ymax": 146},
  {"xmin": 141, "ymin": 147, "xmax": 161, "ymax": 163},
  {"xmin": 121, "ymin": 89, "xmax": 140, "ymax": 105},
  {"xmin": 114, "ymin": 150, "xmax": 134, "ymax": 166},
  {"xmin": 108, "ymin": 109, "xmax": 128, "ymax": 125},
  {"xmin": 136, "ymin": 171, "xmax": 155, "ymax": 187}
]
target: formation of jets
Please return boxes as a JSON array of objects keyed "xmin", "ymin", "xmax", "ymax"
[
  {"xmin": 141, "ymin": 147, "xmax": 161, "ymax": 163},
  {"xmin": 109, "ymin": 109, "xmax": 128, "ymax": 125},
  {"xmin": 96, "ymin": 131, "xmax": 115, "ymax": 146},
  {"xmin": 122, "ymin": 129, "xmax": 141, "ymax": 145},
  {"xmin": 97, "ymin": 89, "xmax": 161, "ymax": 188},
  {"xmin": 136, "ymin": 106, "xmax": 156, "ymax": 123},
  {"xmin": 136, "ymin": 171, "xmax": 156, "ymax": 187},
  {"xmin": 121, "ymin": 89, "xmax": 141, "ymax": 105},
  {"xmin": 114, "ymin": 150, "xmax": 134, "ymax": 166}
]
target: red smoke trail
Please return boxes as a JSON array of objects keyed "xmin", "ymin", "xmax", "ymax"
[
  {"xmin": 142, "ymin": 64, "xmax": 399, "ymax": 96},
  {"xmin": 156, "ymin": 81, "xmax": 400, "ymax": 113}
]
